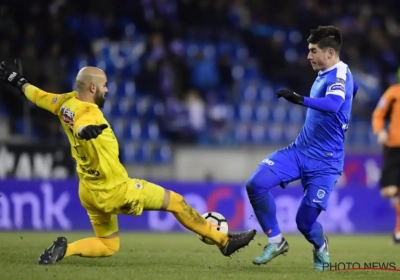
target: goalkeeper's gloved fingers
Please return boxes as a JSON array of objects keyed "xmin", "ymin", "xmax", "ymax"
[
  {"xmin": 14, "ymin": 58, "xmax": 23, "ymax": 75},
  {"xmin": 0, "ymin": 60, "xmax": 28, "ymax": 90},
  {"xmin": 98, "ymin": 124, "xmax": 108, "ymax": 130},
  {"xmin": 79, "ymin": 124, "xmax": 108, "ymax": 140},
  {"xmin": 0, "ymin": 63, "xmax": 9, "ymax": 79}
]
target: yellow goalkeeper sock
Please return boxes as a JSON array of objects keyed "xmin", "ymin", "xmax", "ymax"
[
  {"xmin": 64, "ymin": 237, "xmax": 120, "ymax": 258},
  {"xmin": 167, "ymin": 191, "xmax": 229, "ymax": 248}
]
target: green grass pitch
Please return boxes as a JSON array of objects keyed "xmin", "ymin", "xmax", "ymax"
[{"xmin": 0, "ymin": 232, "xmax": 399, "ymax": 280}]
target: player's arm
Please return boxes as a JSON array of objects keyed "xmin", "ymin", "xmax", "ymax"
[
  {"xmin": 276, "ymin": 69, "xmax": 353, "ymax": 113},
  {"xmin": 74, "ymin": 105, "xmax": 108, "ymax": 140},
  {"xmin": 22, "ymin": 84, "xmax": 77, "ymax": 115},
  {"xmin": 276, "ymin": 88, "xmax": 344, "ymax": 113},
  {"xmin": 372, "ymin": 87, "xmax": 394, "ymax": 135},
  {"xmin": 302, "ymin": 93, "xmax": 344, "ymax": 113},
  {"xmin": 0, "ymin": 58, "xmax": 76, "ymax": 114}
]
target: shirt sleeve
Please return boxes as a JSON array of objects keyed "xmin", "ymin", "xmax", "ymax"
[
  {"xmin": 302, "ymin": 65, "xmax": 350, "ymax": 113},
  {"xmin": 372, "ymin": 87, "xmax": 395, "ymax": 134},
  {"xmin": 24, "ymin": 85, "xmax": 77, "ymax": 115},
  {"xmin": 303, "ymin": 94, "xmax": 344, "ymax": 113},
  {"xmin": 73, "ymin": 105, "xmax": 103, "ymax": 137},
  {"xmin": 325, "ymin": 67, "xmax": 347, "ymax": 100}
]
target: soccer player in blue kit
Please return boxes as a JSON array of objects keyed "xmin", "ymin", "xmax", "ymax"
[{"xmin": 246, "ymin": 26, "xmax": 358, "ymax": 270}]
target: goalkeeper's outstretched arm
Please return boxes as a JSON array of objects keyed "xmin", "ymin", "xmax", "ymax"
[
  {"xmin": 0, "ymin": 58, "xmax": 76, "ymax": 115},
  {"xmin": 22, "ymin": 83, "xmax": 77, "ymax": 115}
]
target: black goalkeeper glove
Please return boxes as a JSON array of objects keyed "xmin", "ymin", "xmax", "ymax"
[
  {"xmin": 0, "ymin": 58, "xmax": 28, "ymax": 90},
  {"xmin": 78, "ymin": 124, "xmax": 108, "ymax": 140},
  {"xmin": 276, "ymin": 89, "xmax": 304, "ymax": 105}
]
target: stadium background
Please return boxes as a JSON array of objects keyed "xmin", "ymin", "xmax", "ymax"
[{"xmin": 0, "ymin": 0, "xmax": 395, "ymax": 234}]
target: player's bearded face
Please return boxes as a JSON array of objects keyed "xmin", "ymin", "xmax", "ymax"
[{"xmin": 94, "ymin": 88, "xmax": 105, "ymax": 108}]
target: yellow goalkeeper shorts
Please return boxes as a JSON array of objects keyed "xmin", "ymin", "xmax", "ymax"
[{"xmin": 79, "ymin": 178, "xmax": 165, "ymax": 237}]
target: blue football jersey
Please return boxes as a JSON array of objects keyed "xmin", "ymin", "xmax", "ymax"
[{"xmin": 295, "ymin": 61, "xmax": 354, "ymax": 161}]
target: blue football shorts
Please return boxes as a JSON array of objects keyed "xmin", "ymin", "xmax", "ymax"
[{"xmin": 258, "ymin": 143, "xmax": 343, "ymax": 211}]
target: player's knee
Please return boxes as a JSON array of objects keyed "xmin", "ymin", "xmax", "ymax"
[
  {"xmin": 246, "ymin": 174, "xmax": 262, "ymax": 195},
  {"xmin": 381, "ymin": 186, "xmax": 398, "ymax": 198},
  {"xmin": 166, "ymin": 191, "xmax": 185, "ymax": 213},
  {"xmin": 246, "ymin": 171, "xmax": 271, "ymax": 195},
  {"xmin": 245, "ymin": 179, "xmax": 255, "ymax": 194},
  {"xmin": 100, "ymin": 237, "xmax": 120, "ymax": 256}
]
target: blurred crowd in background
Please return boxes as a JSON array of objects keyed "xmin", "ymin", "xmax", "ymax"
[{"xmin": 0, "ymin": 0, "xmax": 398, "ymax": 157}]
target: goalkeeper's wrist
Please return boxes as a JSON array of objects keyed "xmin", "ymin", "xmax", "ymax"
[
  {"xmin": 76, "ymin": 126, "xmax": 86, "ymax": 139},
  {"xmin": 16, "ymin": 77, "xmax": 28, "ymax": 90},
  {"xmin": 21, "ymin": 83, "xmax": 31, "ymax": 92}
]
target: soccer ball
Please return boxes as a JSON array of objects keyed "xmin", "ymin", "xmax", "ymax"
[{"xmin": 198, "ymin": 212, "xmax": 229, "ymax": 245}]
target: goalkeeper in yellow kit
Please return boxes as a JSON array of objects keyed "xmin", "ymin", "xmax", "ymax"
[{"xmin": 0, "ymin": 59, "xmax": 256, "ymax": 264}]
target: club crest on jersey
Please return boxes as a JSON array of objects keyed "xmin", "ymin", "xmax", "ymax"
[
  {"xmin": 317, "ymin": 190, "xmax": 326, "ymax": 199},
  {"xmin": 61, "ymin": 105, "xmax": 75, "ymax": 126}
]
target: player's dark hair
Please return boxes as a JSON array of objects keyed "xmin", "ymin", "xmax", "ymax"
[{"xmin": 307, "ymin": 26, "xmax": 342, "ymax": 53}]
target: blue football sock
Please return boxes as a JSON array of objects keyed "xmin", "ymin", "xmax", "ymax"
[
  {"xmin": 296, "ymin": 203, "xmax": 324, "ymax": 249},
  {"xmin": 246, "ymin": 166, "xmax": 282, "ymax": 239}
]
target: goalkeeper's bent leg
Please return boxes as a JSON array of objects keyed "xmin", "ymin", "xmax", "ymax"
[
  {"xmin": 65, "ymin": 235, "xmax": 120, "ymax": 258},
  {"xmin": 37, "ymin": 234, "xmax": 119, "ymax": 265},
  {"xmin": 164, "ymin": 190, "xmax": 229, "ymax": 248},
  {"xmin": 65, "ymin": 214, "xmax": 120, "ymax": 258}
]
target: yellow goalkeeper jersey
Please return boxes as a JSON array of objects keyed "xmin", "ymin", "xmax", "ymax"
[{"xmin": 24, "ymin": 85, "xmax": 129, "ymax": 190}]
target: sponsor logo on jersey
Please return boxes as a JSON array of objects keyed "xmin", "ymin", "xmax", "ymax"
[
  {"xmin": 261, "ymin": 158, "xmax": 274, "ymax": 165},
  {"xmin": 60, "ymin": 106, "xmax": 75, "ymax": 126}
]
